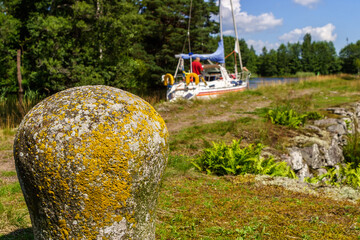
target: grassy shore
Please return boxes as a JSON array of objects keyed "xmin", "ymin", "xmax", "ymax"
[{"xmin": 1, "ymin": 75, "xmax": 360, "ymax": 239}]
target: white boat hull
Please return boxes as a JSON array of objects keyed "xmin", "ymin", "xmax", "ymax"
[{"xmin": 167, "ymin": 80, "xmax": 247, "ymax": 101}]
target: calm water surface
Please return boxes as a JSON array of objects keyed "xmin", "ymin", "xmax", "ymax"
[{"xmin": 249, "ymin": 77, "xmax": 299, "ymax": 89}]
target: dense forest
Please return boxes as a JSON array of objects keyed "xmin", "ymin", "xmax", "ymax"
[{"xmin": 1, "ymin": 0, "xmax": 360, "ymax": 95}]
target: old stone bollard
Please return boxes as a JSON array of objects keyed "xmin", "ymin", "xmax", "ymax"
[{"xmin": 14, "ymin": 86, "xmax": 168, "ymax": 239}]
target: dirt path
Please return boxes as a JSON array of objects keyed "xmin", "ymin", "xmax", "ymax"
[
  {"xmin": 0, "ymin": 133, "xmax": 15, "ymax": 172},
  {"xmin": 156, "ymin": 97, "xmax": 272, "ymax": 134}
]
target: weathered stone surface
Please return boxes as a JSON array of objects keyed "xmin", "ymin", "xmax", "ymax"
[
  {"xmin": 304, "ymin": 125, "xmax": 323, "ymax": 136},
  {"xmin": 297, "ymin": 164, "xmax": 311, "ymax": 181},
  {"xmin": 326, "ymin": 107, "xmax": 352, "ymax": 117},
  {"xmin": 286, "ymin": 148, "xmax": 305, "ymax": 171},
  {"xmin": 14, "ymin": 86, "xmax": 169, "ymax": 239},
  {"xmin": 300, "ymin": 144, "xmax": 323, "ymax": 169},
  {"xmin": 292, "ymin": 135, "xmax": 330, "ymax": 148},
  {"xmin": 327, "ymin": 123, "xmax": 347, "ymax": 135},
  {"xmin": 324, "ymin": 134, "xmax": 344, "ymax": 166}
]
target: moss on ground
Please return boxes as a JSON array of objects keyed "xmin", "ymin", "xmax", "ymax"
[{"xmin": 156, "ymin": 171, "xmax": 360, "ymax": 239}]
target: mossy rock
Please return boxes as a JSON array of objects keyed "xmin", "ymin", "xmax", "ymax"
[{"xmin": 14, "ymin": 86, "xmax": 169, "ymax": 239}]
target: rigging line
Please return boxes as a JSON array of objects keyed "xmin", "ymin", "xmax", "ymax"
[
  {"xmin": 182, "ymin": 0, "xmax": 193, "ymax": 54},
  {"xmin": 229, "ymin": 0, "xmax": 243, "ymax": 70},
  {"xmin": 187, "ymin": 0, "xmax": 193, "ymax": 54}
]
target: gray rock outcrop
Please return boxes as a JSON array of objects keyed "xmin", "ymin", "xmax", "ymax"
[
  {"xmin": 14, "ymin": 86, "xmax": 169, "ymax": 239},
  {"xmin": 284, "ymin": 104, "xmax": 360, "ymax": 181}
]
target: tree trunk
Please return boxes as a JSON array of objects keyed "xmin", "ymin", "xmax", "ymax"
[{"xmin": 17, "ymin": 49, "xmax": 24, "ymax": 94}]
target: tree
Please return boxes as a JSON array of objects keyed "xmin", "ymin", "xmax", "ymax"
[
  {"xmin": 246, "ymin": 46, "xmax": 258, "ymax": 73},
  {"xmin": 355, "ymin": 58, "xmax": 360, "ymax": 74},
  {"xmin": 277, "ymin": 44, "xmax": 289, "ymax": 76},
  {"xmin": 287, "ymin": 42, "xmax": 302, "ymax": 74},
  {"xmin": 257, "ymin": 47, "xmax": 277, "ymax": 77},
  {"xmin": 301, "ymin": 33, "xmax": 315, "ymax": 73},
  {"xmin": 2, "ymin": 0, "xmax": 146, "ymax": 94},
  {"xmin": 339, "ymin": 41, "xmax": 360, "ymax": 74},
  {"xmin": 138, "ymin": 0, "xmax": 219, "ymax": 86},
  {"xmin": 0, "ymin": 2, "xmax": 20, "ymax": 93},
  {"xmin": 312, "ymin": 41, "xmax": 340, "ymax": 75}
]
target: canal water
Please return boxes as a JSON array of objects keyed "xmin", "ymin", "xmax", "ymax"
[{"xmin": 249, "ymin": 77, "xmax": 299, "ymax": 89}]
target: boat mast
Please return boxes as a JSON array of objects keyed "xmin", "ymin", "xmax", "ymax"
[
  {"xmin": 219, "ymin": 0, "xmax": 223, "ymax": 42},
  {"xmin": 188, "ymin": 0, "xmax": 193, "ymax": 72},
  {"xmin": 219, "ymin": 0, "xmax": 225, "ymax": 67},
  {"xmin": 229, "ymin": 0, "xmax": 243, "ymax": 73}
]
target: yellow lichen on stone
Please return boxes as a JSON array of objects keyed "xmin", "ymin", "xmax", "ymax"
[{"xmin": 15, "ymin": 86, "xmax": 169, "ymax": 239}]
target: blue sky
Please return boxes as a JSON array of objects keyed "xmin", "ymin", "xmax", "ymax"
[{"xmin": 220, "ymin": 0, "xmax": 360, "ymax": 54}]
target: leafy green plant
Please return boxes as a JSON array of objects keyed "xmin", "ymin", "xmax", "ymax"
[
  {"xmin": 266, "ymin": 107, "xmax": 323, "ymax": 128},
  {"xmin": 304, "ymin": 163, "xmax": 360, "ymax": 189},
  {"xmin": 266, "ymin": 107, "xmax": 307, "ymax": 128},
  {"xmin": 192, "ymin": 139, "xmax": 296, "ymax": 178},
  {"xmin": 305, "ymin": 111, "xmax": 323, "ymax": 120},
  {"xmin": 343, "ymin": 114, "xmax": 360, "ymax": 167}
]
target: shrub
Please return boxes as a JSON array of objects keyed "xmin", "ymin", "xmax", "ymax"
[{"xmin": 192, "ymin": 139, "xmax": 296, "ymax": 178}]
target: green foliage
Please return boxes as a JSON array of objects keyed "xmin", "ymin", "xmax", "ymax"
[
  {"xmin": 192, "ymin": 139, "xmax": 296, "ymax": 178},
  {"xmin": 1, "ymin": 0, "xmax": 353, "ymax": 95},
  {"xmin": 340, "ymin": 40, "xmax": 360, "ymax": 74},
  {"xmin": 266, "ymin": 107, "xmax": 323, "ymax": 128},
  {"xmin": 343, "ymin": 117, "xmax": 360, "ymax": 167},
  {"xmin": 1, "ymin": 0, "xmax": 150, "ymax": 93},
  {"xmin": 266, "ymin": 107, "xmax": 307, "ymax": 129},
  {"xmin": 343, "ymin": 136, "xmax": 360, "ymax": 167},
  {"xmin": 305, "ymin": 164, "xmax": 360, "ymax": 189},
  {"xmin": 305, "ymin": 111, "xmax": 324, "ymax": 120}
]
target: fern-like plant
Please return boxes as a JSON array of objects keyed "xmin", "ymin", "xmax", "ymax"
[
  {"xmin": 266, "ymin": 107, "xmax": 323, "ymax": 129},
  {"xmin": 192, "ymin": 139, "xmax": 296, "ymax": 178},
  {"xmin": 267, "ymin": 108, "xmax": 307, "ymax": 129},
  {"xmin": 304, "ymin": 163, "xmax": 360, "ymax": 189}
]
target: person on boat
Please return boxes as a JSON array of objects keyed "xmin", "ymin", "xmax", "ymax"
[{"xmin": 192, "ymin": 57, "xmax": 203, "ymax": 75}]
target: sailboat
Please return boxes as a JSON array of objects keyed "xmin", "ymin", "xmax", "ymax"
[{"xmin": 162, "ymin": 0, "xmax": 251, "ymax": 101}]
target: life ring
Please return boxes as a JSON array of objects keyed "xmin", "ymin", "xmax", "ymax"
[
  {"xmin": 163, "ymin": 73, "xmax": 174, "ymax": 86},
  {"xmin": 185, "ymin": 73, "xmax": 199, "ymax": 85}
]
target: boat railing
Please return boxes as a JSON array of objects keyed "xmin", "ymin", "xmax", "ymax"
[{"xmin": 237, "ymin": 71, "xmax": 251, "ymax": 81}]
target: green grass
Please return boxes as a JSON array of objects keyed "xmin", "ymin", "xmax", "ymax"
[
  {"xmin": 0, "ymin": 181, "xmax": 30, "ymax": 237},
  {"xmin": 0, "ymin": 172, "xmax": 16, "ymax": 177},
  {"xmin": 156, "ymin": 172, "xmax": 360, "ymax": 239}
]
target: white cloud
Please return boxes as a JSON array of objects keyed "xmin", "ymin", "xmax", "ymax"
[
  {"xmin": 246, "ymin": 39, "xmax": 280, "ymax": 54},
  {"xmin": 279, "ymin": 23, "xmax": 337, "ymax": 43},
  {"xmin": 293, "ymin": 0, "xmax": 321, "ymax": 8},
  {"xmin": 218, "ymin": 0, "xmax": 283, "ymax": 35}
]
